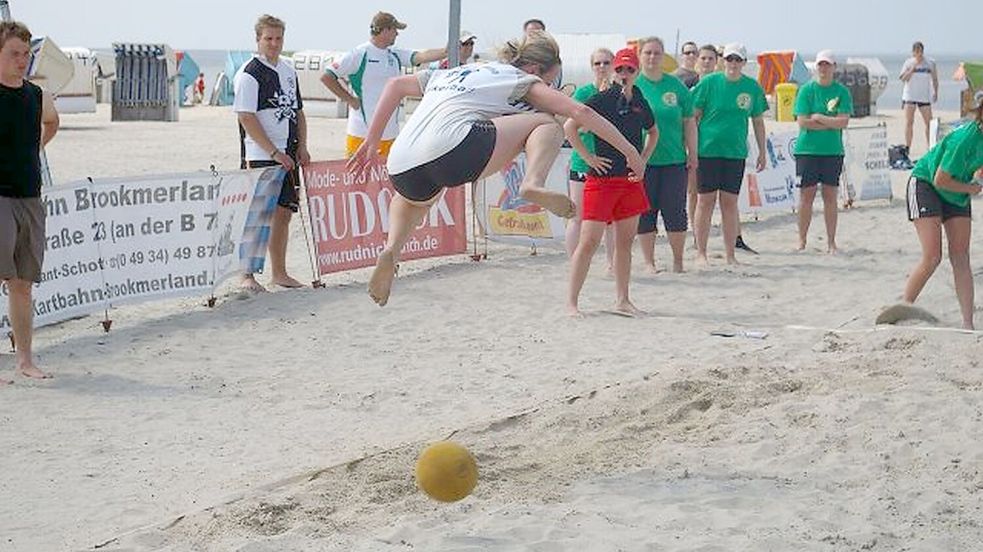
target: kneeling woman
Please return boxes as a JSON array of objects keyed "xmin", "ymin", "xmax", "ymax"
[
  {"xmin": 563, "ymin": 48, "xmax": 659, "ymax": 317},
  {"xmin": 902, "ymin": 91, "xmax": 983, "ymax": 329},
  {"xmin": 349, "ymin": 32, "xmax": 645, "ymax": 306}
]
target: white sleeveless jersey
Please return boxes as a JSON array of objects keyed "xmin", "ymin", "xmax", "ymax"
[{"xmin": 387, "ymin": 62, "xmax": 541, "ymax": 175}]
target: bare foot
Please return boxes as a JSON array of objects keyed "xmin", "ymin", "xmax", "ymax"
[
  {"xmin": 566, "ymin": 305, "xmax": 585, "ymax": 318},
  {"xmin": 672, "ymin": 260, "xmax": 684, "ymax": 273},
  {"xmin": 1, "ymin": 377, "xmax": 12, "ymax": 386},
  {"xmin": 272, "ymin": 275, "xmax": 305, "ymax": 288},
  {"xmin": 644, "ymin": 263, "xmax": 660, "ymax": 276},
  {"xmin": 827, "ymin": 245, "xmax": 839, "ymax": 255},
  {"xmin": 240, "ymin": 275, "xmax": 268, "ymax": 293},
  {"xmin": 795, "ymin": 241, "xmax": 806, "ymax": 252},
  {"xmin": 520, "ymin": 187, "xmax": 577, "ymax": 219},
  {"xmin": 18, "ymin": 361, "xmax": 51, "ymax": 380},
  {"xmin": 368, "ymin": 249, "xmax": 397, "ymax": 306},
  {"xmin": 611, "ymin": 300, "xmax": 645, "ymax": 317},
  {"xmin": 726, "ymin": 256, "xmax": 741, "ymax": 266},
  {"xmin": 695, "ymin": 254, "xmax": 709, "ymax": 268}
]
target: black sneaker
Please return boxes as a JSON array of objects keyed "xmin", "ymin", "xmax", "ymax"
[{"xmin": 735, "ymin": 235, "xmax": 758, "ymax": 254}]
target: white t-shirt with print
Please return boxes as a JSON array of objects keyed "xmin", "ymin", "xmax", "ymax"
[
  {"xmin": 326, "ymin": 42, "xmax": 415, "ymax": 140},
  {"xmin": 387, "ymin": 62, "xmax": 540, "ymax": 175},
  {"xmin": 901, "ymin": 57, "xmax": 936, "ymax": 104}
]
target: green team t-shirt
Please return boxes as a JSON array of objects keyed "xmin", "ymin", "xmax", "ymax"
[
  {"xmin": 912, "ymin": 122, "xmax": 983, "ymax": 208},
  {"xmin": 793, "ymin": 80, "xmax": 853, "ymax": 156},
  {"xmin": 636, "ymin": 73, "xmax": 694, "ymax": 166},
  {"xmin": 692, "ymin": 73, "xmax": 768, "ymax": 159},
  {"xmin": 569, "ymin": 83, "xmax": 599, "ymax": 173}
]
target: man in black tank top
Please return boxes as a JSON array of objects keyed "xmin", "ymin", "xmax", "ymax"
[{"xmin": 0, "ymin": 21, "xmax": 60, "ymax": 382}]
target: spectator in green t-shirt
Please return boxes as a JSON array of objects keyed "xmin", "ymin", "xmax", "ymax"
[
  {"xmin": 566, "ymin": 48, "xmax": 615, "ymax": 270},
  {"xmin": 691, "ymin": 43, "xmax": 767, "ymax": 266},
  {"xmin": 635, "ymin": 36, "xmax": 697, "ymax": 274},
  {"xmin": 793, "ymin": 50, "xmax": 853, "ymax": 254},
  {"xmin": 901, "ymin": 91, "xmax": 983, "ymax": 330}
]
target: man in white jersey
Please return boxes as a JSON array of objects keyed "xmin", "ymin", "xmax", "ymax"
[
  {"xmin": 320, "ymin": 11, "xmax": 446, "ymax": 158},
  {"xmin": 900, "ymin": 41, "xmax": 939, "ymax": 152}
]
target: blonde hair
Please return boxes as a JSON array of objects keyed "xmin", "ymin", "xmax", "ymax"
[
  {"xmin": 591, "ymin": 47, "xmax": 614, "ymax": 63},
  {"xmin": 637, "ymin": 36, "xmax": 665, "ymax": 52},
  {"xmin": 255, "ymin": 14, "xmax": 285, "ymax": 39},
  {"xmin": 498, "ymin": 31, "xmax": 561, "ymax": 73},
  {"xmin": 0, "ymin": 21, "xmax": 31, "ymax": 49}
]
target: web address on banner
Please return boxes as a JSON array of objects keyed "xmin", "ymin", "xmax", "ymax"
[{"xmin": 317, "ymin": 235, "xmax": 440, "ymax": 267}]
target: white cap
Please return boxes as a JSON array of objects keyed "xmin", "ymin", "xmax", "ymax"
[
  {"xmin": 815, "ymin": 49, "xmax": 836, "ymax": 64},
  {"xmin": 722, "ymin": 43, "xmax": 747, "ymax": 61},
  {"xmin": 460, "ymin": 30, "xmax": 477, "ymax": 43},
  {"xmin": 974, "ymin": 89, "xmax": 983, "ymax": 109}
]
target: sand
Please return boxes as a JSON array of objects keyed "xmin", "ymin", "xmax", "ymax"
[{"xmin": 1, "ymin": 104, "xmax": 982, "ymax": 552}]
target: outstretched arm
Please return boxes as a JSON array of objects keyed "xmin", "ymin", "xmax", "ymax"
[
  {"xmin": 347, "ymin": 74, "xmax": 423, "ymax": 173},
  {"xmin": 526, "ymin": 82, "xmax": 644, "ymax": 178}
]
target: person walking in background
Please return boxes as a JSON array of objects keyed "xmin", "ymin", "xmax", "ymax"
[
  {"xmin": 0, "ymin": 21, "xmax": 60, "ymax": 382},
  {"xmin": 233, "ymin": 14, "xmax": 310, "ymax": 291},
  {"xmin": 793, "ymin": 50, "xmax": 853, "ymax": 254},
  {"xmin": 901, "ymin": 91, "xmax": 983, "ymax": 330},
  {"xmin": 566, "ymin": 47, "xmax": 615, "ymax": 272},
  {"xmin": 635, "ymin": 36, "xmax": 696, "ymax": 274},
  {"xmin": 673, "ymin": 41, "xmax": 700, "ymax": 88},
  {"xmin": 900, "ymin": 41, "xmax": 939, "ymax": 154},
  {"xmin": 348, "ymin": 32, "xmax": 645, "ymax": 307},
  {"xmin": 321, "ymin": 12, "xmax": 446, "ymax": 159},
  {"xmin": 565, "ymin": 48, "xmax": 658, "ymax": 317},
  {"xmin": 692, "ymin": 43, "xmax": 767, "ymax": 266}
]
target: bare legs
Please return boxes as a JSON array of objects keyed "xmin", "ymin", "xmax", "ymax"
[
  {"xmin": 568, "ymin": 215, "xmax": 642, "ymax": 317},
  {"xmin": 566, "ymin": 178, "xmax": 614, "ymax": 271},
  {"xmin": 370, "ymin": 113, "xmax": 576, "ymax": 306},
  {"xmin": 797, "ymin": 184, "xmax": 840, "ymax": 253},
  {"xmin": 696, "ymin": 190, "xmax": 740, "ymax": 265},
  {"xmin": 638, "ymin": 230, "xmax": 685, "ymax": 273},
  {"xmin": 918, "ymin": 104, "xmax": 933, "ymax": 150},
  {"xmin": 903, "ymin": 216, "xmax": 974, "ymax": 329},
  {"xmin": 6, "ymin": 278, "xmax": 50, "ymax": 381},
  {"xmin": 242, "ymin": 205, "xmax": 303, "ymax": 291},
  {"xmin": 903, "ymin": 103, "xmax": 916, "ymax": 151}
]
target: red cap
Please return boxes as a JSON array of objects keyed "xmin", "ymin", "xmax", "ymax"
[{"xmin": 613, "ymin": 48, "xmax": 639, "ymax": 71}]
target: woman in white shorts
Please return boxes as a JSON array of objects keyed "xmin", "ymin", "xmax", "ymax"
[{"xmin": 349, "ymin": 31, "xmax": 645, "ymax": 306}]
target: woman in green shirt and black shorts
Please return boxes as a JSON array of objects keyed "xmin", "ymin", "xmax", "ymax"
[
  {"xmin": 902, "ymin": 91, "xmax": 983, "ymax": 330},
  {"xmin": 793, "ymin": 50, "xmax": 853, "ymax": 254}
]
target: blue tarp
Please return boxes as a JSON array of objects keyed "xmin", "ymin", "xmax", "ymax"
[
  {"xmin": 177, "ymin": 51, "xmax": 200, "ymax": 93},
  {"xmin": 214, "ymin": 50, "xmax": 253, "ymax": 106}
]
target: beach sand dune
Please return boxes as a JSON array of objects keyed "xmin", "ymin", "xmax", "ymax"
[{"xmin": 1, "ymin": 106, "xmax": 981, "ymax": 551}]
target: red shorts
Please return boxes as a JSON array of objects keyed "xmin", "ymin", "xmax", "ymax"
[{"xmin": 581, "ymin": 175, "xmax": 649, "ymax": 223}]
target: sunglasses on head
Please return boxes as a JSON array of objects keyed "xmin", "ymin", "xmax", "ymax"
[
  {"xmin": 461, "ymin": 40, "xmax": 475, "ymax": 46},
  {"xmin": 615, "ymin": 66, "xmax": 636, "ymax": 75},
  {"xmin": 724, "ymin": 55, "xmax": 744, "ymax": 62},
  {"xmin": 592, "ymin": 60, "xmax": 611, "ymax": 66}
]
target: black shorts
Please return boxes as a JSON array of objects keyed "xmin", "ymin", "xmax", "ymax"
[
  {"xmin": 796, "ymin": 155, "xmax": 844, "ymax": 187},
  {"xmin": 243, "ymin": 150, "xmax": 300, "ymax": 213},
  {"xmin": 697, "ymin": 157, "xmax": 745, "ymax": 195},
  {"xmin": 903, "ymin": 101, "xmax": 931, "ymax": 108},
  {"xmin": 390, "ymin": 121, "xmax": 497, "ymax": 202},
  {"xmin": 638, "ymin": 164, "xmax": 688, "ymax": 233},
  {"xmin": 906, "ymin": 177, "xmax": 971, "ymax": 221},
  {"xmin": 569, "ymin": 170, "xmax": 587, "ymax": 182}
]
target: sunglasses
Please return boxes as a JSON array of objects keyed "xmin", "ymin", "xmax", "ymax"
[
  {"xmin": 724, "ymin": 55, "xmax": 744, "ymax": 62},
  {"xmin": 461, "ymin": 40, "xmax": 475, "ymax": 46},
  {"xmin": 615, "ymin": 66, "xmax": 636, "ymax": 75},
  {"xmin": 682, "ymin": 50, "xmax": 698, "ymax": 55},
  {"xmin": 592, "ymin": 60, "xmax": 611, "ymax": 67}
]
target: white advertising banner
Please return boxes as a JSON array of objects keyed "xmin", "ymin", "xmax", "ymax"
[
  {"xmin": 739, "ymin": 131, "xmax": 799, "ymax": 214},
  {"xmin": 0, "ymin": 168, "xmax": 280, "ymax": 331},
  {"xmin": 474, "ymin": 149, "xmax": 571, "ymax": 249},
  {"xmin": 842, "ymin": 125, "xmax": 892, "ymax": 202}
]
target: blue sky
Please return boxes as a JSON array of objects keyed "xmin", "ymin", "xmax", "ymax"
[{"xmin": 11, "ymin": 0, "xmax": 983, "ymax": 56}]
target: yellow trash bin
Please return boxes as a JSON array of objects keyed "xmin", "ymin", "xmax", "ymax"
[{"xmin": 775, "ymin": 82, "xmax": 798, "ymax": 122}]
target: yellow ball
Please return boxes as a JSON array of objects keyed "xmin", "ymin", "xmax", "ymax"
[{"xmin": 415, "ymin": 441, "xmax": 478, "ymax": 502}]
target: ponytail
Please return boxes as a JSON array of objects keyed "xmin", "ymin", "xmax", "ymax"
[{"xmin": 497, "ymin": 30, "xmax": 561, "ymax": 74}]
